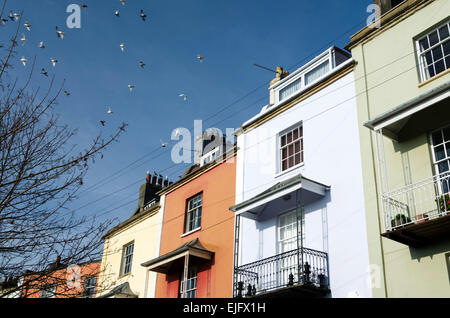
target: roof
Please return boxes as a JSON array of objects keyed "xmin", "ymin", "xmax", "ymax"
[
  {"xmin": 157, "ymin": 145, "xmax": 237, "ymax": 196},
  {"xmin": 103, "ymin": 202, "xmax": 160, "ymax": 239},
  {"xmin": 230, "ymin": 174, "xmax": 330, "ymax": 213},
  {"xmin": 364, "ymin": 81, "xmax": 450, "ymax": 131},
  {"xmin": 141, "ymin": 238, "xmax": 214, "ymax": 273}
]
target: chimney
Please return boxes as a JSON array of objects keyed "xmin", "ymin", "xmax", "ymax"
[
  {"xmin": 163, "ymin": 176, "xmax": 169, "ymax": 187},
  {"xmin": 373, "ymin": 0, "xmax": 404, "ymax": 16},
  {"xmin": 137, "ymin": 172, "xmax": 161, "ymax": 210},
  {"xmin": 269, "ymin": 66, "xmax": 289, "ymax": 105}
]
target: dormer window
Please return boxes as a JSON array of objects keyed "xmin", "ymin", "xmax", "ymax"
[
  {"xmin": 305, "ymin": 60, "xmax": 330, "ymax": 85},
  {"xmin": 279, "ymin": 78, "xmax": 302, "ymax": 101},
  {"xmin": 272, "ymin": 47, "xmax": 351, "ymax": 104}
]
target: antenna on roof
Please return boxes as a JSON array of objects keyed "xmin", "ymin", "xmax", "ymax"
[{"xmin": 253, "ymin": 64, "xmax": 277, "ymax": 73}]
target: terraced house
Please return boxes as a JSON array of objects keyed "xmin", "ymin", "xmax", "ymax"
[
  {"xmin": 230, "ymin": 46, "xmax": 373, "ymax": 298},
  {"xmin": 97, "ymin": 173, "xmax": 168, "ymax": 298},
  {"xmin": 346, "ymin": 0, "xmax": 450, "ymax": 297},
  {"xmin": 143, "ymin": 132, "xmax": 236, "ymax": 298}
]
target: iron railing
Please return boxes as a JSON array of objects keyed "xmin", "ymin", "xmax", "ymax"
[
  {"xmin": 234, "ymin": 247, "xmax": 329, "ymax": 297},
  {"xmin": 383, "ymin": 171, "xmax": 450, "ymax": 231}
]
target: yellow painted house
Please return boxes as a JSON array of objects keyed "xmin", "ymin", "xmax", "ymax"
[{"xmin": 96, "ymin": 173, "xmax": 169, "ymax": 298}]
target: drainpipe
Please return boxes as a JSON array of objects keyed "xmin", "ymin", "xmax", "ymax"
[{"xmin": 361, "ymin": 44, "xmax": 389, "ymax": 298}]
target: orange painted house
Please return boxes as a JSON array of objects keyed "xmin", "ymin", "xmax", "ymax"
[
  {"xmin": 21, "ymin": 258, "xmax": 101, "ymax": 298},
  {"xmin": 142, "ymin": 139, "xmax": 236, "ymax": 298}
]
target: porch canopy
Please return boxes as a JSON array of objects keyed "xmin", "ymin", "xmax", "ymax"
[
  {"xmin": 141, "ymin": 238, "xmax": 213, "ymax": 274},
  {"xmin": 364, "ymin": 82, "xmax": 450, "ymax": 141},
  {"xmin": 229, "ymin": 174, "xmax": 330, "ymax": 221}
]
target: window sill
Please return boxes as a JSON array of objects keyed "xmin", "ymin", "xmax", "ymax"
[
  {"xmin": 118, "ymin": 272, "xmax": 131, "ymax": 279},
  {"xmin": 275, "ymin": 163, "xmax": 304, "ymax": 179},
  {"xmin": 418, "ymin": 68, "xmax": 450, "ymax": 88},
  {"xmin": 181, "ymin": 227, "xmax": 201, "ymax": 238}
]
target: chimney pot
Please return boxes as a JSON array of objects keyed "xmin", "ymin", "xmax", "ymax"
[
  {"xmin": 152, "ymin": 175, "xmax": 158, "ymax": 185},
  {"xmin": 146, "ymin": 171, "xmax": 151, "ymax": 183}
]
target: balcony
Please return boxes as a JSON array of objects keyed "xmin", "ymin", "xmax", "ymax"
[
  {"xmin": 382, "ymin": 172, "xmax": 450, "ymax": 247},
  {"xmin": 234, "ymin": 247, "xmax": 330, "ymax": 298}
]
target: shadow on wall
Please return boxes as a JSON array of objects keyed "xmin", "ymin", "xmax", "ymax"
[{"xmin": 409, "ymin": 237, "xmax": 450, "ymax": 263}]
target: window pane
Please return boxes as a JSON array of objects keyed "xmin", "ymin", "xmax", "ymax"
[
  {"xmin": 419, "ymin": 37, "xmax": 429, "ymax": 51},
  {"xmin": 439, "ymin": 25, "xmax": 450, "ymax": 41},
  {"xmin": 424, "ymin": 51, "xmax": 433, "ymax": 65},
  {"xmin": 295, "ymin": 153, "xmax": 301, "ymax": 165},
  {"xmin": 287, "ymin": 132, "xmax": 292, "ymax": 144},
  {"xmin": 432, "ymin": 46, "xmax": 443, "ymax": 60},
  {"xmin": 288, "ymin": 157, "xmax": 294, "ymax": 168},
  {"xmin": 282, "ymin": 160, "xmax": 287, "ymax": 171},
  {"xmin": 279, "ymin": 78, "xmax": 302, "ymax": 101},
  {"xmin": 446, "ymin": 56, "xmax": 450, "ymax": 70},
  {"xmin": 433, "ymin": 131, "xmax": 443, "ymax": 145},
  {"xmin": 446, "ymin": 143, "xmax": 450, "ymax": 157},
  {"xmin": 281, "ymin": 135, "xmax": 286, "ymax": 147},
  {"xmin": 435, "ymin": 59, "xmax": 446, "ymax": 74},
  {"xmin": 282, "ymin": 147, "xmax": 287, "ymax": 159},
  {"xmin": 288, "ymin": 144, "xmax": 294, "ymax": 156},
  {"xmin": 293, "ymin": 128, "xmax": 298, "ymax": 140},
  {"xmin": 429, "ymin": 31, "xmax": 439, "ymax": 46},
  {"xmin": 435, "ymin": 145, "xmax": 446, "ymax": 161},
  {"xmin": 443, "ymin": 127, "xmax": 450, "ymax": 141},
  {"xmin": 305, "ymin": 60, "xmax": 330, "ymax": 85},
  {"xmin": 438, "ymin": 161, "xmax": 449, "ymax": 173},
  {"xmin": 444, "ymin": 40, "xmax": 450, "ymax": 56}
]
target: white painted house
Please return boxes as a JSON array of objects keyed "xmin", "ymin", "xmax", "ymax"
[{"xmin": 230, "ymin": 47, "xmax": 372, "ymax": 298}]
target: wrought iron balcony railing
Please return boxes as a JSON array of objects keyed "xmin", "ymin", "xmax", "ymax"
[
  {"xmin": 234, "ymin": 247, "xmax": 329, "ymax": 297},
  {"xmin": 382, "ymin": 171, "xmax": 450, "ymax": 232}
]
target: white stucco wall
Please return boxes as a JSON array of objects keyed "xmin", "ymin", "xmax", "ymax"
[{"xmin": 236, "ymin": 71, "xmax": 372, "ymax": 298}]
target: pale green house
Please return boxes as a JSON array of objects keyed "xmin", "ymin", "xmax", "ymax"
[{"xmin": 346, "ymin": 0, "xmax": 450, "ymax": 297}]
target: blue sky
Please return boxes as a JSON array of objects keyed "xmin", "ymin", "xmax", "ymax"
[{"xmin": 0, "ymin": 0, "xmax": 372, "ymax": 227}]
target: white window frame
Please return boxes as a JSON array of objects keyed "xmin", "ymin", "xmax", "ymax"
[
  {"xmin": 416, "ymin": 20, "xmax": 450, "ymax": 82},
  {"xmin": 278, "ymin": 123, "xmax": 304, "ymax": 173},
  {"xmin": 120, "ymin": 242, "xmax": 134, "ymax": 276},
  {"xmin": 82, "ymin": 276, "xmax": 97, "ymax": 298},
  {"xmin": 276, "ymin": 210, "xmax": 305, "ymax": 287},
  {"xmin": 184, "ymin": 193, "xmax": 203, "ymax": 233},
  {"xmin": 274, "ymin": 49, "xmax": 333, "ymax": 104},
  {"xmin": 180, "ymin": 266, "xmax": 197, "ymax": 298},
  {"xmin": 429, "ymin": 125, "xmax": 450, "ymax": 194}
]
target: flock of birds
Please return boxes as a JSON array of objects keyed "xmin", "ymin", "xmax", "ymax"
[{"xmin": 4, "ymin": 0, "xmax": 205, "ymax": 149}]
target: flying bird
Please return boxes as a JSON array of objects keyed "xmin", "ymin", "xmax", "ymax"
[
  {"xmin": 64, "ymin": 90, "xmax": 70, "ymax": 96},
  {"xmin": 20, "ymin": 56, "xmax": 27, "ymax": 66},
  {"xmin": 38, "ymin": 41, "xmax": 45, "ymax": 49},
  {"xmin": 41, "ymin": 68, "xmax": 48, "ymax": 77},
  {"xmin": 197, "ymin": 54, "xmax": 205, "ymax": 63},
  {"xmin": 160, "ymin": 139, "xmax": 168, "ymax": 148},
  {"xmin": 81, "ymin": 4, "xmax": 87, "ymax": 9},
  {"xmin": 120, "ymin": 0, "xmax": 126, "ymax": 5},
  {"xmin": 50, "ymin": 58, "xmax": 58, "ymax": 67},
  {"xmin": 179, "ymin": 94, "xmax": 188, "ymax": 101},
  {"xmin": 120, "ymin": 43, "xmax": 125, "ymax": 52},
  {"xmin": 100, "ymin": 120, "xmax": 105, "ymax": 126},
  {"xmin": 107, "ymin": 107, "xmax": 113, "ymax": 114},
  {"xmin": 1, "ymin": 18, "xmax": 7, "ymax": 26},
  {"xmin": 139, "ymin": 60, "xmax": 145, "ymax": 68},
  {"xmin": 8, "ymin": 11, "xmax": 13, "ymax": 21},
  {"xmin": 13, "ymin": 13, "xmax": 20, "ymax": 21},
  {"xmin": 56, "ymin": 26, "xmax": 64, "ymax": 39},
  {"xmin": 24, "ymin": 21, "xmax": 31, "ymax": 31},
  {"xmin": 115, "ymin": 10, "xmax": 120, "ymax": 17},
  {"xmin": 128, "ymin": 84, "xmax": 135, "ymax": 92},
  {"xmin": 140, "ymin": 9, "xmax": 147, "ymax": 21},
  {"xmin": 20, "ymin": 33, "xmax": 26, "ymax": 46}
]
